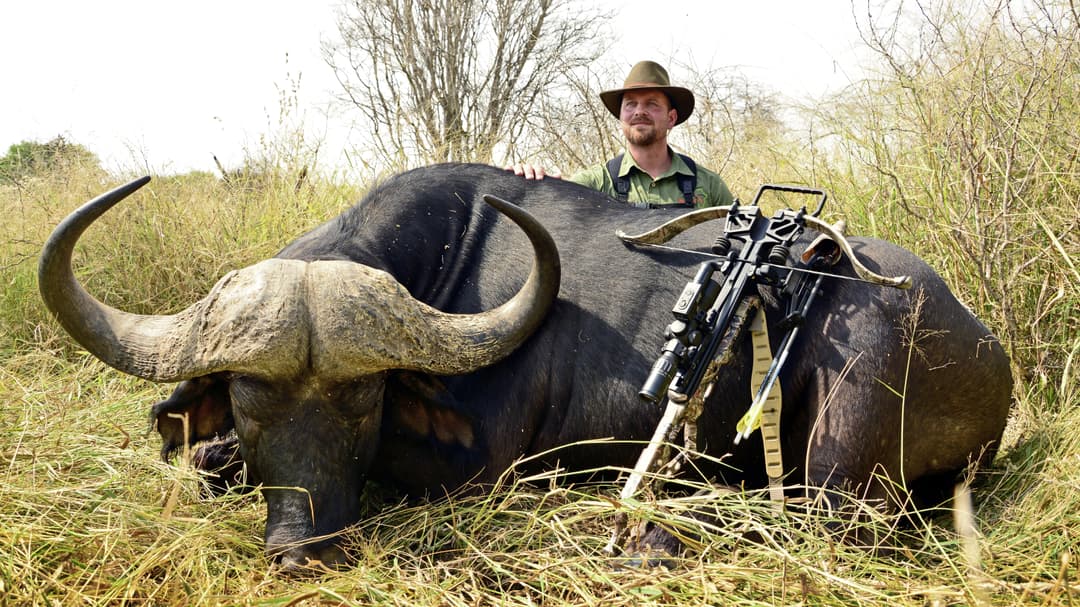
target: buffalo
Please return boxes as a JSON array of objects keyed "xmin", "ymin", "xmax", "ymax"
[{"xmin": 39, "ymin": 163, "xmax": 1012, "ymax": 572}]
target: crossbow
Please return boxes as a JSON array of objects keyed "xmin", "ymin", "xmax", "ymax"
[{"xmin": 605, "ymin": 184, "xmax": 911, "ymax": 554}]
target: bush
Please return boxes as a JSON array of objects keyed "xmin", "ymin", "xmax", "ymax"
[{"xmin": 0, "ymin": 137, "xmax": 104, "ymax": 185}]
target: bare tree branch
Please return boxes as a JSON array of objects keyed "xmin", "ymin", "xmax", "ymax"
[{"xmin": 324, "ymin": 0, "xmax": 609, "ymax": 166}]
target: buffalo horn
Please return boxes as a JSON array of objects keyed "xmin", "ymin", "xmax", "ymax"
[
  {"xmin": 318, "ymin": 194, "xmax": 561, "ymax": 376},
  {"xmin": 38, "ymin": 177, "xmax": 201, "ymax": 381},
  {"xmin": 39, "ymin": 180, "xmax": 562, "ymax": 383}
]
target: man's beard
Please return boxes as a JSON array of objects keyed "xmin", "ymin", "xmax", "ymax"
[{"xmin": 623, "ymin": 122, "xmax": 660, "ymax": 146}]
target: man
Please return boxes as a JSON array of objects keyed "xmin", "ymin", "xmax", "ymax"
[{"xmin": 508, "ymin": 60, "xmax": 735, "ymax": 208}]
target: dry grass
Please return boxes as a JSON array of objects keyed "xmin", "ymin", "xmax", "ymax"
[
  {"xmin": 2, "ymin": 2, "xmax": 1078, "ymax": 604},
  {"xmin": 2, "ymin": 165, "xmax": 1077, "ymax": 606},
  {"xmin": 2, "ymin": 341, "xmax": 1075, "ymax": 607}
]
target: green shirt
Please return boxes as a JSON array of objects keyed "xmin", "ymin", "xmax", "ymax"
[{"xmin": 569, "ymin": 150, "xmax": 735, "ymax": 208}]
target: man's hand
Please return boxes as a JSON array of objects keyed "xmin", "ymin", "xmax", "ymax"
[{"xmin": 504, "ymin": 163, "xmax": 563, "ymax": 180}]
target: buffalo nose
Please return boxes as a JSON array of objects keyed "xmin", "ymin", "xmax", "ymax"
[{"xmin": 271, "ymin": 542, "xmax": 351, "ymax": 576}]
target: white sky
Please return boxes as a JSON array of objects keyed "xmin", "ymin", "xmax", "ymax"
[{"xmin": 0, "ymin": 1, "xmax": 869, "ymax": 175}]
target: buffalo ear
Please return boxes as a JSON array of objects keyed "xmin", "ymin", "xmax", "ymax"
[
  {"xmin": 385, "ymin": 371, "xmax": 476, "ymax": 449},
  {"xmin": 149, "ymin": 375, "xmax": 234, "ymax": 461}
]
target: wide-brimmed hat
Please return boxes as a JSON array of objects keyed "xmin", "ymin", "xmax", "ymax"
[{"xmin": 599, "ymin": 60, "xmax": 695, "ymax": 125}]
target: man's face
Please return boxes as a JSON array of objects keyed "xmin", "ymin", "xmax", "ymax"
[{"xmin": 619, "ymin": 89, "xmax": 677, "ymax": 146}]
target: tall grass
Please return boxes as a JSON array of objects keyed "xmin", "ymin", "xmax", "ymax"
[
  {"xmin": 1, "ymin": 340, "xmax": 1076, "ymax": 605},
  {"xmin": 4, "ymin": 160, "xmax": 1077, "ymax": 606},
  {"xmin": 802, "ymin": 0, "xmax": 1079, "ymax": 403},
  {"xmin": 0, "ymin": 165, "xmax": 364, "ymax": 355},
  {"xmin": 2, "ymin": 1, "xmax": 1078, "ymax": 605}
]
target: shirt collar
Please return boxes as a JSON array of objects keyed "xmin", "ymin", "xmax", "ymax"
[{"xmin": 619, "ymin": 147, "xmax": 693, "ymax": 180}]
